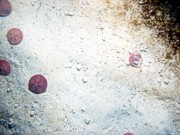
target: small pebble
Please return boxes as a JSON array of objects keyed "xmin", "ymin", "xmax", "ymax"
[
  {"xmin": 30, "ymin": 111, "xmax": 35, "ymax": 117},
  {"xmin": 176, "ymin": 110, "xmax": 180, "ymax": 114},
  {"xmin": 163, "ymin": 78, "xmax": 169, "ymax": 85},
  {"xmin": 76, "ymin": 65, "xmax": 81, "ymax": 71},
  {"xmin": 7, "ymin": 89, "xmax": 12, "ymax": 92},
  {"xmin": 84, "ymin": 118, "xmax": 90, "ymax": 125},
  {"xmin": 31, "ymin": 1, "xmax": 35, "ymax": 6},
  {"xmin": 81, "ymin": 106, "xmax": 85, "ymax": 112},
  {"xmin": 8, "ymin": 118, "xmax": 15, "ymax": 129},
  {"xmin": 82, "ymin": 78, "xmax": 88, "ymax": 83},
  {"xmin": 178, "ymin": 128, "xmax": 180, "ymax": 133},
  {"xmin": 14, "ymin": 103, "xmax": 19, "ymax": 108}
]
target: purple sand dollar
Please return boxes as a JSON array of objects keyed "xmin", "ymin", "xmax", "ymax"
[
  {"xmin": 7, "ymin": 28, "xmax": 23, "ymax": 45},
  {"xmin": 0, "ymin": 0, "xmax": 12, "ymax": 17},
  {"xmin": 124, "ymin": 133, "xmax": 134, "ymax": 135},
  {"xmin": 0, "ymin": 59, "xmax": 11, "ymax": 76},
  {"xmin": 28, "ymin": 74, "xmax": 47, "ymax": 94}
]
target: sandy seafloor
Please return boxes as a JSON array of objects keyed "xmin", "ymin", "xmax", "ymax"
[{"xmin": 0, "ymin": 0, "xmax": 180, "ymax": 135}]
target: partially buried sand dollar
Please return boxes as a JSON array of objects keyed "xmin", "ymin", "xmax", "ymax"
[
  {"xmin": 129, "ymin": 52, "xmax": 143, "ymax": 68},
  {"xmin": 0, "ymin": 0, "xmax": 12, "ymax": 17},
  {"xmin": 7, "ymin": 28, "xmax": 23, "ymax": 45},
  {"xmin": 0, "ymin": 59, "xmax": 11, "ymax": 76},
  {"xmin": 124, "ymin": 133, "xmax": 134, "ymax": 135},
  {"xmin": 28, "ymin": 74, "xmax": 48, "ymax": 94}
]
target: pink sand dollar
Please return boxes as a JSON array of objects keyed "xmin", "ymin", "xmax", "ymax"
[
  {"xmin": 129, "ymin": 52, "xmax": 143, "ymax": 68},
  {"xmin": 0, "ymin": 59, "xmax": 11, "ymax": 76},
  {"xmin": 28, "ymin": 74, "xmax": 48, "ymax": 94},
  {"xmin": 7, "ymin": 28, "xmax": 23, "ymax": 45},
  {"xmin": 124, "ymin": 133, "xmax": 134, "ymax": 135},
  {"xmin": 0, "ymin": 0, "xmax": 12, "ymax": 17}
]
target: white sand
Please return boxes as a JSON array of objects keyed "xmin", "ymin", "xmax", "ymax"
[{"xmin": 0, "ymin": 0, "xmax": 179, "ymax": 134}]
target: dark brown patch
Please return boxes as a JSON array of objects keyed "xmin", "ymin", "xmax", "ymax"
[{"xmin": 139, "ymin": 0, "xmax": 180, "ymax": 71}]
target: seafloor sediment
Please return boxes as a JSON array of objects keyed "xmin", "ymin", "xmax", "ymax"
[{"xmin": 0, "ymin": 0, "xmax": 179, "ymax": 134}]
